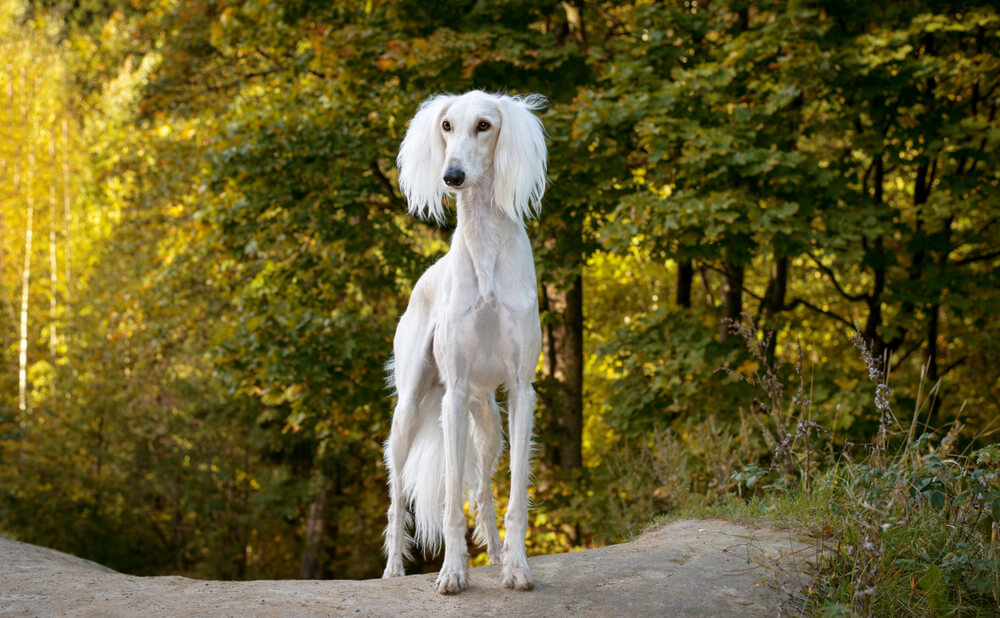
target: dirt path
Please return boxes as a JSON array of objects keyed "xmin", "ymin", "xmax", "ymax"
[{"xmin": 1, "ymin": 519, "xmax": 816, "ymax": 616}]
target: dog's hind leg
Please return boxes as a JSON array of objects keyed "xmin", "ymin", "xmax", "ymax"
[
  {"xmin": 470, "ymin": 394, "xmax": 503, "ymax": 564},
  {"xmin": 382, "ymin": 396, "xmax": 417, "ymax": 578},
  {"xmin": 383, "ymin": 324, "xmax": 437, "ymax": 578}
]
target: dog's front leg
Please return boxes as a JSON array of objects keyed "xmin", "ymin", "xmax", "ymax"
[
  {"xmin": 502, "ymin": 381, "xmax": 535, "ymax": 590},
  {"xmin": 471, "ymin": 397, "xmax": 503, "ymax": 564},
  {"xmin": 436, "ymin": 381, "xmax": 471, "ymax": 595}
]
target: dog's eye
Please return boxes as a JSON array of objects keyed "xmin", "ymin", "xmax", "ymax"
[
  {"xmin": 477, "ymin": 120, "xmax": 491, "ymax": 132},
  {"xmin": 442, "ymin": 120, "xmax": 451, "ymax": 132}
]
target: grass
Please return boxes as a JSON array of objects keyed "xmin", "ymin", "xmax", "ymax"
[{"xmin": 613, "ymin": 316, "xmax": 1000, "ymax": 616}]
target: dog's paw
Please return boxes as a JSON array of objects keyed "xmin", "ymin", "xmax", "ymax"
[
  {"xmin": 435, "ymin": 568, "xmax": 468, "ymax": 595},
  {"xmin": 382, "ymin": 562, "xmax": 405, "ymax": 579},
  {"xmin": 501, "ymin": 563, "xmax": 534, "ymax": 591}
]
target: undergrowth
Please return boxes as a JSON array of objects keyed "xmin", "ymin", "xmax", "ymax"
[{"xmin": 611, "ymin": 315, "xmax": 1000, "ymax": 616}]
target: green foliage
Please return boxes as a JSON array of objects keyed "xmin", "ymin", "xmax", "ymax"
[
  {"xmin": 608, "ymin": 318, "xmax": 1000, "ymax": 614},
  {"xmin": 1, "ymin": 0, "xmax": 998, "ymax": 598},
  {"xmin": 813, "ymin": 431, "xmax": 1000, "ymax": 614}
]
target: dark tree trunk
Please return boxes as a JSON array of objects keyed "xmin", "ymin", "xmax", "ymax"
[
  {"xmin": 863, "ymin": 155, "xmax": 888, "ymax": 356},
  {"xmin": 558, "ymin": 274, "xmax": 584, "ymax": 472},
  {"xmin": 926, "ymin": 213, "xmax": 952, "ymax": 384},
  {"xmin": 541, "ymin": 274, "xmax": 584, "ymax": 473},
  {"xmin": 698, "ymin": 264, "xmax": 716, "ymax": 308},
  {"xmin": 760, "ymin": 253, "xmax": 788, "ymax": 361},
  {"xmin": 676, "ymin": 260, "xmax": 693, "ymax": 309},
  {"xmin": 864, "ymin": 237, "xmax": 887, "ymax": 357},
  {"xmin": 720, "ymin": 261, "xmax": 744, "ymax": 339},
  {"xmin": 299, "ymin": 482, "xmax": 328, "ymax": 579},
  {"xmin": 886, "ymin": 157, "xmax": 935, "ymax": 355}
]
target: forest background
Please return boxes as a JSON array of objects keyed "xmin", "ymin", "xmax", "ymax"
[{"xmin": 1, "ymin": 0, "xmax": 998, "ymax": 610}]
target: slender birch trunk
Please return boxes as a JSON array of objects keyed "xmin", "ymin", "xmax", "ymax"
[
  {"xmin": 18, "ymin": 67, "xmax": 33, "ymax": 413},
  {"xmin": 49, "ymin": 125, "xmax": 58, "ymax": 360},
  {"xmin": 61, "ymin": 116, "xmax": 71, "ymax": 333}
]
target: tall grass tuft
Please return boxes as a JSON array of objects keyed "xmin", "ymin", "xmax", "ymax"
[
  {"xmin": 737, "ymin": 317, "xmax": 1000, "ymax": 615},
  {"xmin": 614, "ymin": 315, "xmax": 1000, "ymax": 615}
]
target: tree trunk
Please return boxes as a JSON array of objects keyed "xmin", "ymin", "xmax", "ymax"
[
  {"xmin": 550, "ymin": 0, "xmax": 586, "ymax": 472},
  {"xmin": 719, "ymin": 261, "xmax": 743, "ymax": 339},
  {"xmin": 761, "ymin": 255, "xmax": 788, "ymax": 321},
  {"xmin": 862, "ymin": 156, "xmax": 887, "ymax": 356},
  {"xmin": 61, "ymin": 118, "xmax": 73, "ymax": 336},
  {"xmin": 697, "ymin": 264, "xmax": 716, "ymax": 308},
  {"xmin": 760, "ymin": 253, "xmax": 788, "ymax": 361},
  {"xmin": 299, "ymin": 481, "xmax": 328, "ymax": 579},
  {"xmin": 863, "ymin": 237, "xmax": 887, "ymax": 357},
  {"xmin": 541, "ymin": 274, "xmax": 584, "ymax": 473},
  {"xmin": 676, "ymin": 260, "xmax": 693, "ymax": 309},
  {"xmin": 48, "ymin": 127, "xmax": 58, "ymax": 360},
  {"xmin": 18, "ymin": 68, "xmax": 33, "ymax": 413},
  {"xmin": 886, "ymin": 157, "xmax": 935, "ymax": 357}
]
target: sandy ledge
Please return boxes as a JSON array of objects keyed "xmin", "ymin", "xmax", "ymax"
[{"xmin": 0, "ymin": 519, "xmax": 818, "ymax": 616}]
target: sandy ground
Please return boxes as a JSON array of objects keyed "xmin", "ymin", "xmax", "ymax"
[{"xmin": 1, "ymin": 519, "xmax": 818, "ymax": 616}]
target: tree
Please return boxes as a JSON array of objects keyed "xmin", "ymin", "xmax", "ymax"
[
  {"xmin": 16, "ymin": 65, "xmax": 34, "ymax": 414},
  {"xmin": 2, "ymin": 0, "xmax": 997, "ymax": 582}
]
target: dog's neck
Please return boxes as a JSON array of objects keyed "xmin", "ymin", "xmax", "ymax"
[{"xmin": 454, "ymin": 176, "xmax": 519, "ymax": 300}]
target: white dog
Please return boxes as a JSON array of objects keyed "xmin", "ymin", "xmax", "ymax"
[{"xmin": 382, "ymin": 91, "xmax": 547, "ymax": 595}]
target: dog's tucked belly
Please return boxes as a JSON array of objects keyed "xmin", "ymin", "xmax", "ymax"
[
  {"xmin": 471, "ymin": 297, "xmax": 508, "ymax": 388},
  {"xmin": 438, "ymin": 294, "xmax": 511, "ymax": 391}
]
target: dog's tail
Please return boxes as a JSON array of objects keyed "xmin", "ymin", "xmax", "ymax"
[{"xmin": 400, "ymin": 386, "xmax": 482, "ymax": 556}]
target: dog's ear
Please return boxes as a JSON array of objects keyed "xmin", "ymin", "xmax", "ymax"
[
  {"xmin": 397, "ymin": 94, "xmax": 455, "ymax": 224},
  {"xmin": 493, "ymin": 94, "xmax": 548, "ymax": 222}
]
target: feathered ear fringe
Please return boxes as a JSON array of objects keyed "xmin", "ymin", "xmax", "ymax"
[
  {"xmin": 493, "ymin": 94, "xmax": 548, "ymax": 223},
  {"xmin": 397, "ymin": 94, "xmax": 456, "ymax": 225}
]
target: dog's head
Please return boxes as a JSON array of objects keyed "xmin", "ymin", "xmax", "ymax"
[{"xmin": 397, "ymin": 90, "xmax": 547, "ymax": 224}]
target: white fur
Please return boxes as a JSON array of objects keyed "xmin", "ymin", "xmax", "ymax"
[
  {"xmin": 383, "ymin": 91, "xmax": 547, "ymax": 595},
  {"xmin": 396, "ymin": 94, "xmax": 456, "ymax": 224},
  {"xmin": 492, "ymin": 94, "xmax": 547, "ymax": 222}
]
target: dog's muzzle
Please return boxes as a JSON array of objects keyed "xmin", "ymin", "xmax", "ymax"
[{"xmin": 443, "ymin": 168, "xmax": 466, "ymax": 187}]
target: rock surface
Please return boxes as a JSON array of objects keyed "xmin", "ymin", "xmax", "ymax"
[{"xmin": 0, "ymin": 519, "xmax": 815, "ymax": 616}]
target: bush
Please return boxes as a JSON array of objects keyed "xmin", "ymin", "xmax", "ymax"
[{"xmin": 592, "ymin": 315, "xmax": 1000, "ymax": 615}]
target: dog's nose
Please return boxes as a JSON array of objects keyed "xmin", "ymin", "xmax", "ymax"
[{"xmin": 443, "ymin": 168, "xmax": 465, "ymax": 187}]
